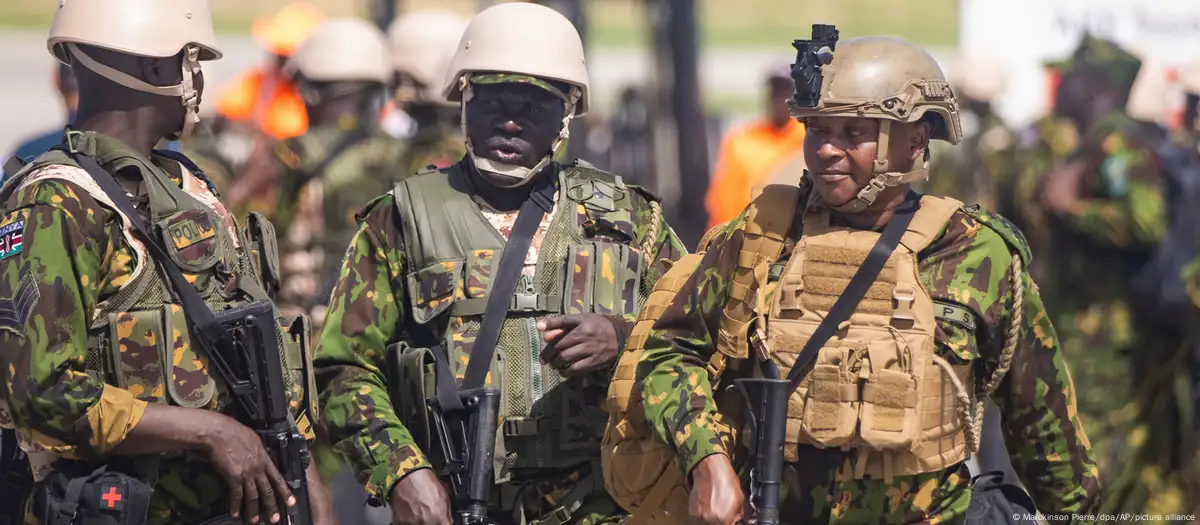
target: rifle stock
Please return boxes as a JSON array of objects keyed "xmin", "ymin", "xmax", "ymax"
[
  {"xmin": 213, "ymin": 301, "xmax": 313, "ymax": 525},
  {"xmin": 736, "ymin": 377, "xmax": 789, "ymax": 525}
]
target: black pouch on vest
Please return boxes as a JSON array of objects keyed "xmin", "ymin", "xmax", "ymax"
[
  {"xmin": 33, "ymin": 464, "xmax": 152, "ymax": 525},
  {"xmin": 966, "ymin": 471, "xmax": 1038, "ymax": 525}
]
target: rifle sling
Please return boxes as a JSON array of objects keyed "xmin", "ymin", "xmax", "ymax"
[
  {"xmin": 61, "ymin": 148, "xmax": 255, "ymax": 415},
  {"xmin": 432, "ymin": 173, "xmax": 556, "ymax": 412},
  {"xmin": 782, "ymin": 192, "xmax": 920, "ymax": 389}
]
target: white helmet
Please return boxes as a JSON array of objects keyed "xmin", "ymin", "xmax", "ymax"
[
  {"xmin": 387, "ymin": 10, "xmax": 469, "ymax": 104},
  {"xmin": 949, "ymin": 53, "xmax": 1009, "ymax": 103},
  {"xmin": 287, "ymin": 18, "xmax": 391, "ymax": 84},
  {"xmin": 443, "ymin": 2, "xmax": 589, "ymax": 181},
  {"xmin": 47, "ymin": 0, "xmax": 222, "ymax": 139}
]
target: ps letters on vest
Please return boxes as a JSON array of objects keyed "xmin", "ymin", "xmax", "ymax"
[{"xmin": 0, "ymin": 219, "xmax": 25, "ymax": 261}]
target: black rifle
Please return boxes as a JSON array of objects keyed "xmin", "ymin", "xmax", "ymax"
[
  {"xmin": 736, "ymin": 374, "xmax": 788, "ymax": 525},
  {"xmin": 430, "ymin": 388, "xmax": 501, "ymax": 525},
  {"xmin": 737, "ymin": 193, "xmax": 919, "ymax": 524},
  {"xmin": 790, "ymin": 24, "xmax": 840, "ymax": 108},
  {"xmin": 67, "ymin": 148, "xmax": 313, "ymax": 525}
]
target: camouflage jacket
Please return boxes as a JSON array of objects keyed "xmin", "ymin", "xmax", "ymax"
[
  {"xmin": 314, "ymin": 160, "xmax": 686, "ymax": 505},
  {"xmin": 272, "ymin": 120, "xmax": 410, "ymax": 321},
  {"xmin": 0, "ymin": 132, "xmax": 312, "ymax": 524},
  {"xmin": 637, "ymin": 182, "xmax": 1102, "ymax": 523}
]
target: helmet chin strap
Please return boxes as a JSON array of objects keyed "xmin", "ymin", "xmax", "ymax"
[
  {"xmin": 460, "ymin": 79, "xmax": 579, "ymax": 186},
  {"xmin": 828, "ymin": 119, "xmax": 929, "ymax": 213},
  {"xmin": 68, "ymin": 44, "xmax": 202, "ymax": 140}
]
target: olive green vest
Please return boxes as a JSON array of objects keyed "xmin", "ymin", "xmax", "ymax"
[
  {"xmin": 395, "ymin": 162, "xmax": 646, "ymax": 475},
  {"xmin": 2, "ymin": 146, "xmax": 314, "ymax": 425}
]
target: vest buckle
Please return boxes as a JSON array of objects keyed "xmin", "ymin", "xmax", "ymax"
[
  {"xmin": 512, "ymin": 293, "xmax": 541, "ymax": 312},
  {"xmin": 892, "ymin": 284, "xmax": 917, "ymax": 322}
]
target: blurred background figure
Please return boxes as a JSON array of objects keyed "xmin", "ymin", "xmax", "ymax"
[
  {"xmin": 382, "ymin": 9, "xmax": 469, "ymax": 175},
  {"xmin": 216, "ymin": 1, "xmax": 322, "ymax": 141},
  {"xmin": 704, "ymin": 61, "xmax": 805, "ymax": 228},
  {"xmin": 926, "ymin": 53, "xmax": 1014, "ymax": 210}
]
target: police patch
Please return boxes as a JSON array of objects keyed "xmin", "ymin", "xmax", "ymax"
[{"xmin": 0, "ymin": 218, "xmax": 25, "ymax": 261}]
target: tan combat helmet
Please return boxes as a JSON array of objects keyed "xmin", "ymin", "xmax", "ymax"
[
  {"xmin": 443, "ymin": 2, "xmax": 589, "ymax": 181},
  {"xmin": 47, "ymin": 0, "xmax": 222, "ymax": 139},
  {"xmin": 789, "ymin": 33, "xmax": 962, "ymax": 213},
  {"xmin": 388, "ymin": 10, "xmax": 470, "ymax": 105},
  {"xmin": 287, "ymin": 17, "xmax": 391, "ymax": 84}
]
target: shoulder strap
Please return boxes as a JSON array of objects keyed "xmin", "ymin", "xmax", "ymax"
[
  {"xmin": 431, "ymin": 175, "xmax": 557, "ymax": 411},
  {"xmin": 780, "ymin": 192, "xmax": 921, "ymax": 386},
  {"xmin": 715, "ymin": 184, "xmax": 803, "ymax": 360},
  {"xmin": 898, "ymin": 194, "xmax": 962, "ymax": 253},
  {"xmin": 152, "ymin": 149, "xmax": 220, "ymax": 197},
  {"xmin": 57, "ymin": 147, "xmax": 256, "ymax": 417}
]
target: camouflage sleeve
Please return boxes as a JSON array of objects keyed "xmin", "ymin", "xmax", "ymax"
[
  {"xmin": 314, "ymin": 195, "xmax": 430, "ymax": 505},
  {"xmin": 0, "ymin": 180, "xmax": 147, "ymax": 459},
  {"xmin": 606, "ymin": 188, "xmax": 690, "ymax": 347},
  {"xmin": 1060, "ymin": 132, "xmax": 1166, "ymax": 248},
  {"xmin": 637, "ymin": 215, "xmax": 745, "ymax": 475},
  {"xmin": 945, "ymin": 210, "xmax": 1102, "ymax": 514}
]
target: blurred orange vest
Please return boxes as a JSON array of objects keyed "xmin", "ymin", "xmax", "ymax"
[
  {"xmin": 216, "ymin": 67, "xmax": 308, "ymax": 140},
  {"xmin": 705, "ymin": 118, "xmax": 806, "ymax": 227}
]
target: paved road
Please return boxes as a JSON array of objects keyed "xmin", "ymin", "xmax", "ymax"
[{"xmin": 0, "ymin": 29, "xmax": 953, "ymax": 156}]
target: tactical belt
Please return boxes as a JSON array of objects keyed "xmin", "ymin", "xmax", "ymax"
[{"xmin": 432, "ymin": 174, "xmax": 557, "ymax": 411}]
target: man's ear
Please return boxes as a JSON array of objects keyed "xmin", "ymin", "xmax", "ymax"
[{"xmin": 909, "ymin": 121, "xmax": 932, "ymax": 163}]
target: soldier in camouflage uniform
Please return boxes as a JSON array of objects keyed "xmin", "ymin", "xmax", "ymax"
[
  {"xmin": 0, "ymin": 1, "xmax": 334, "ymax": 524},
  {"xmin": 314, "ymin": 4, "xmax": 685, "ymax": 525},
  {"xmin": 270, "ymin": 17, "xmax": 406, "ymax": 327},
  {"xmin": 384, "ymin": 10, "xmax": 470, "ymax": 176},
  {"xmin": 1032, "ymin": 36, "xmax": 1170, "ymax": 489},
  {"xmin": 631, "ymin": 35, "xmax": 1100, "ymax": 524}
]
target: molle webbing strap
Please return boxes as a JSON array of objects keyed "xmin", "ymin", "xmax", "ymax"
[{"xmin": 715, "ymin": 185, "xmax": 802, "ymax": 360}]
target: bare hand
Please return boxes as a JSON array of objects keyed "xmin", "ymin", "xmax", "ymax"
[
  {"xmin": 200, "ymin": 412, "xmax": 295, "ymax": 524},
  {"xmin": 537, "ymin": 314, "xmax": 620, "ymax": 377},
  {"xmin": 1040, "ymin": 160, "xmax": 1086, "ymax": 213},
  {"xmin": 689, "ymin": 454, "xmax": 745, "ymax": 525},
  {"xmin": 389, "ymin": 469, "xmax": 452, "ymax": 525}
]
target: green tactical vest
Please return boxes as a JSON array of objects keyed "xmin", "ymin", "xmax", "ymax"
[
  {"xmin": 395, "ymin": 162, "xmax": 647, "ymax": 475},
  {"xmin": 3, "ymin": 141, "xmax": 316, "ymax": 425}
]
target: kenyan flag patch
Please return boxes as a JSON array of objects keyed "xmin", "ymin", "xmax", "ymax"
[{"xmin": 0, "ymin": 217, "xmax": 25, "ymax": 261}]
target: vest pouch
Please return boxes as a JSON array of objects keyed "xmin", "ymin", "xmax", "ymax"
[
  {"xmin": 282, "ymin": 315, "xmax": 318, "ymax": 423},
  {"xmin": 162, "ymin": 304, "xmax": 216, "ymax": 408},
  {"xmin": 563, "ymin": 243, "xmax": 596, "ymax": 315},
  {"xmin": 105, "ymin": 310, "xmax": 168, "ymax": 404},
  {"xmin": 858, "ymin": 337, "xmax": 925, "ymax": 451},
  {"xmin": 798, "ymin": 344, "xmax": 862, "ymax": 449},
  {"xmin": 243, "ymin": 212, "xmax": 282, "ymax": 296},
  {"xmin": 155, "ymin": 209, "xmax": 225, "ymax": 295},
  {"xmin": 407, "ymin": 259, "xmax": 465, "ymax": 325},
  {"xmin": 33, "ymin": 463, "xmax": 152, "ymax": 525},
  {"xmin": 591, "ymin": 241, "xmax": 624, "ymax": 315},
  {"xmin": 385, "ymin": 342, "xmax": 438, "ymax": 461}
]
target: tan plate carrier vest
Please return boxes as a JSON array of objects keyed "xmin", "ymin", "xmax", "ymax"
[{"xmin": 604, "ymin": 186, "xmax": 993, "ymax": 524}]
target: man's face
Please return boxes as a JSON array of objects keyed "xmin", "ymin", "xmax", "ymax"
[
  {"xmin": 803, "ymin": 116, "xmax": 922, "ymax": 206},
  {"xmin": 465, "ymin": 82, "xmax": 566, "ymax": 169}
]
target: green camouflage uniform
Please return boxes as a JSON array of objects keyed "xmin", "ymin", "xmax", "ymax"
[
  {"xmin": 271, "ymin": 117, "xmax": 411, "ymax": 324},
  {"xmin": 636, "ymin": 179, "xmax": 1101, "ymax": 523},
  {"xmin": 316, "ymin": 73, "xmax": 686, "ymax": 524},
  {"xmin": 0, "ymin": 131, "xmax": 314, "ymax": 524}
]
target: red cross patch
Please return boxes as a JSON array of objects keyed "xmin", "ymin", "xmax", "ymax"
[{"xmin": 100, "ymin": 483, "xmax": 124, "ymax": 511}]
